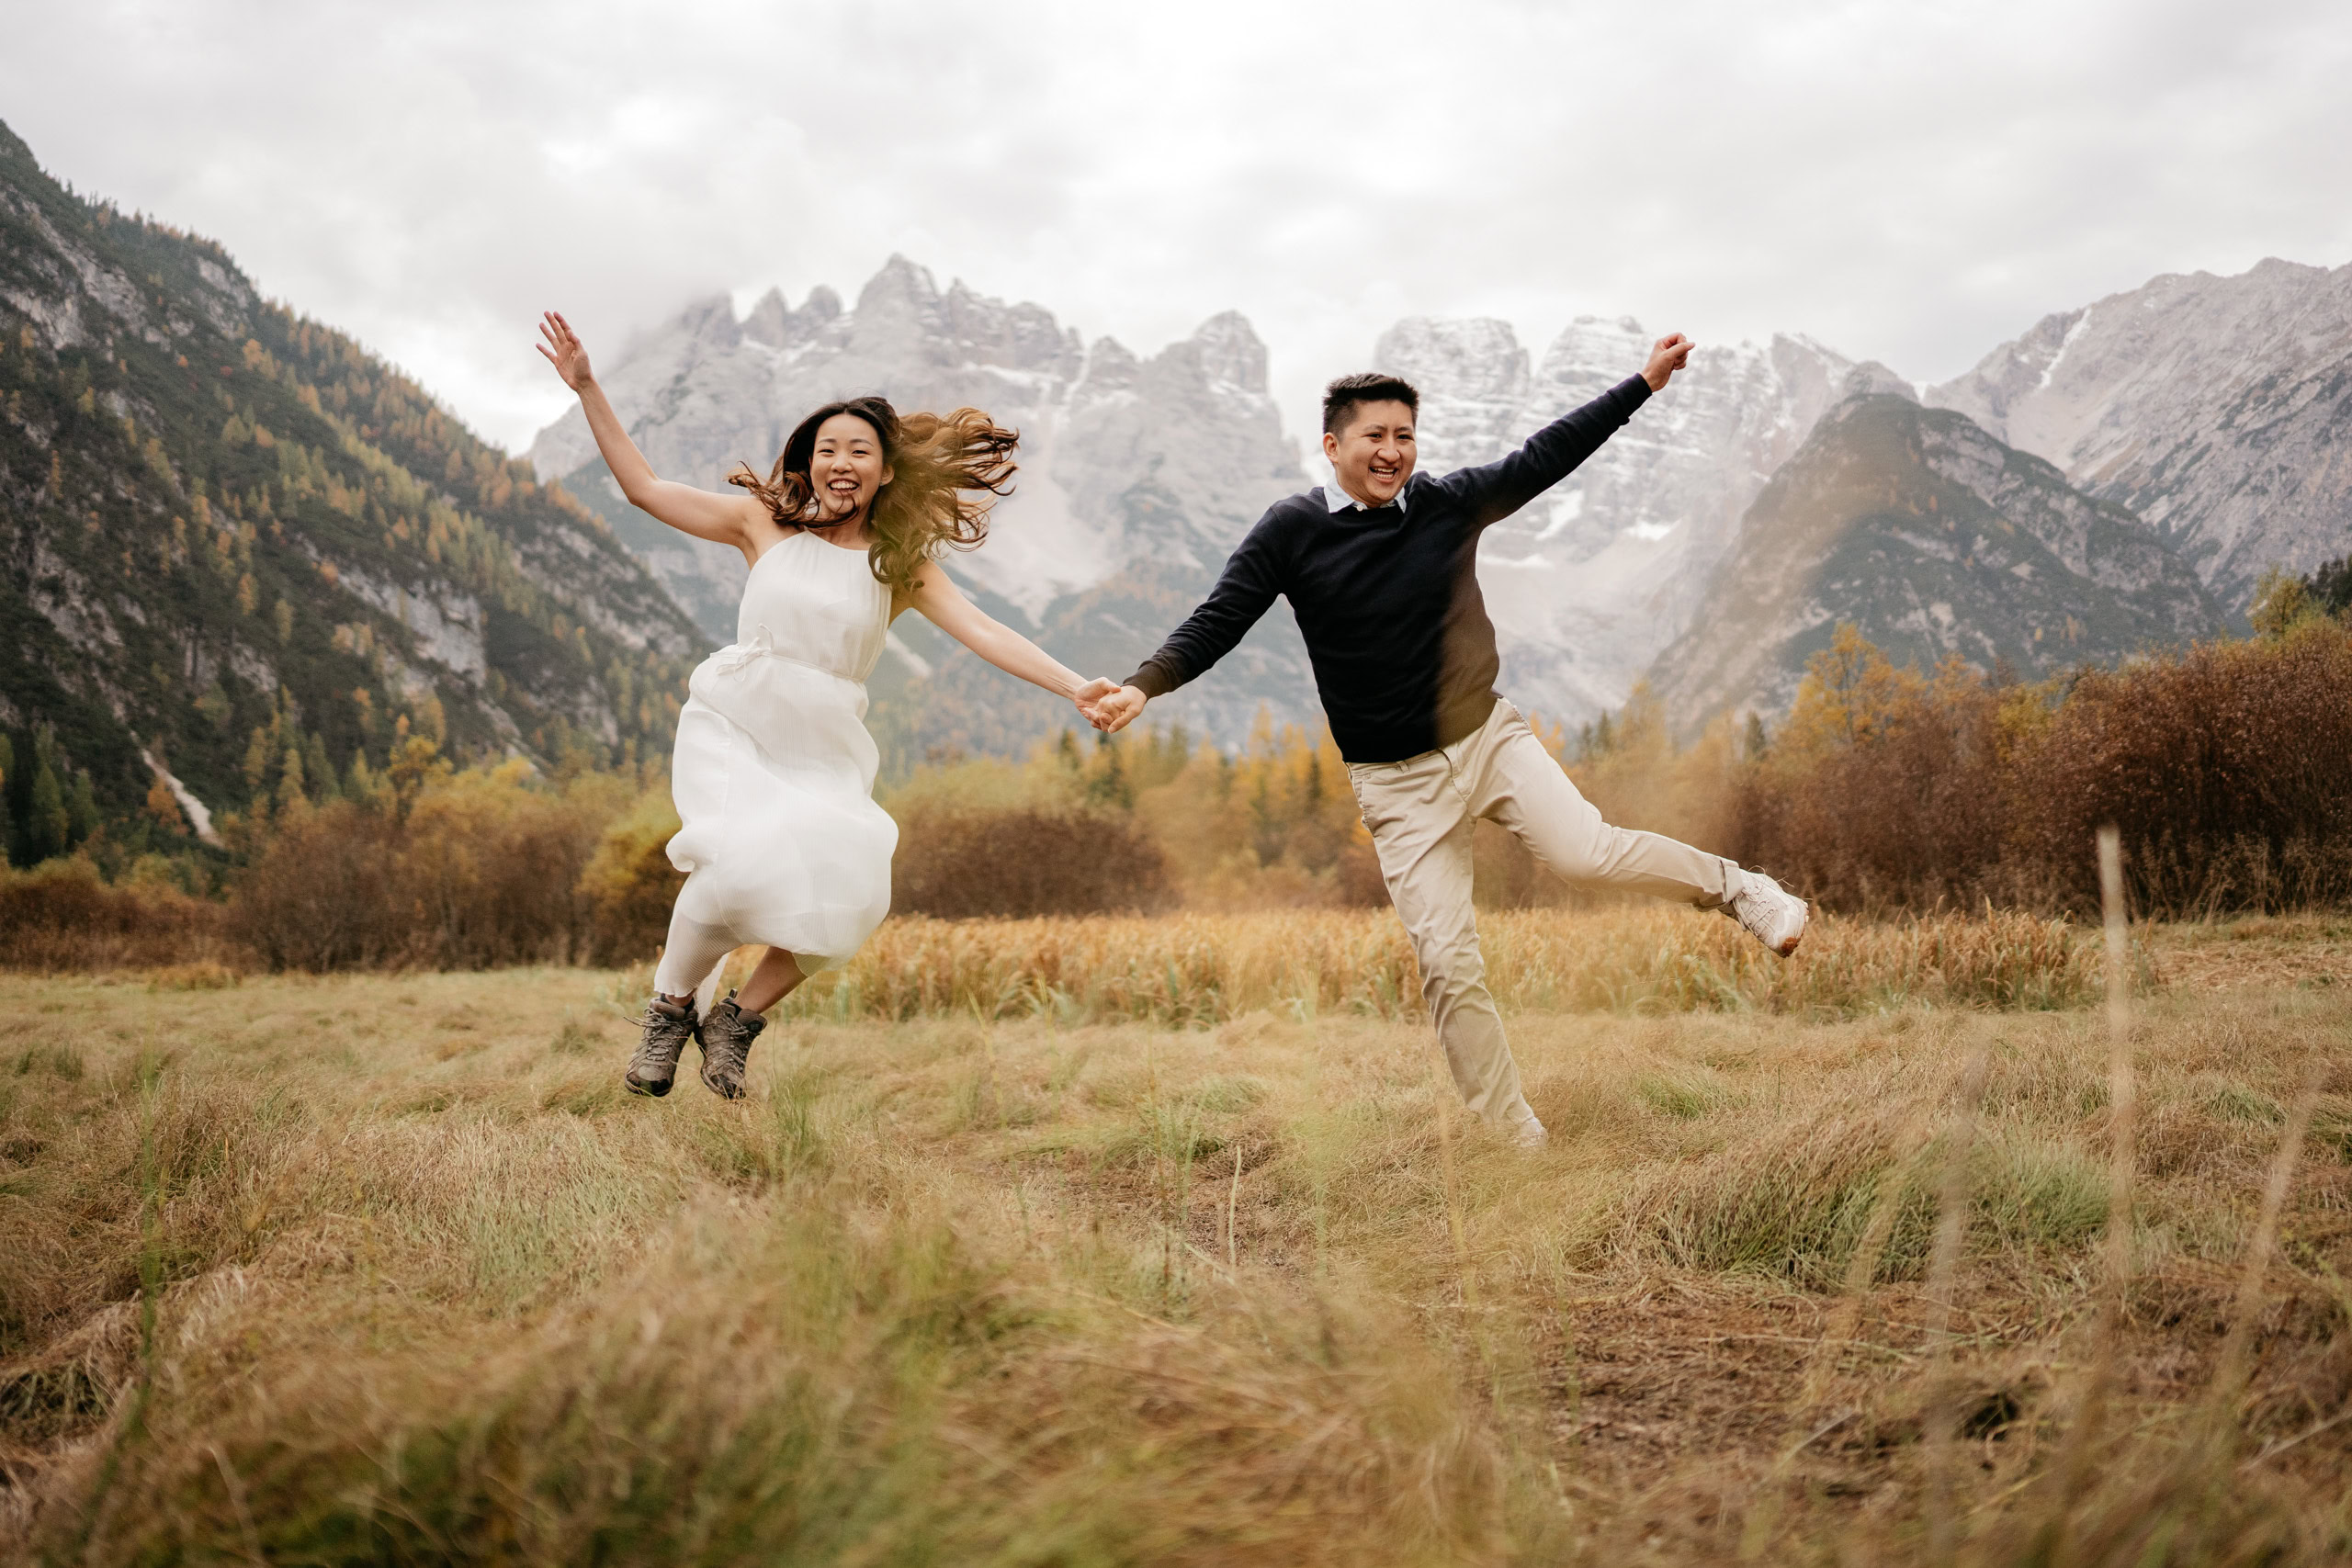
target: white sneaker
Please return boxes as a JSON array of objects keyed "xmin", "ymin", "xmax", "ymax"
[
  {"xmin": 1726, "ymin": 870, "xmax": 1808, "ymax": 957},
  {"xmin": 1509, "ymin": 1113, "xmax": 1549, "ymax": 1149}
]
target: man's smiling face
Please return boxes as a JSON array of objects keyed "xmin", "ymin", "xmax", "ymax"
[{"xmin": 1322, "ymin": 400, "xmax": 1417, "ymax": 508}]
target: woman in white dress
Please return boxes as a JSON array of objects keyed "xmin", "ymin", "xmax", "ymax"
[{"xmin": 537, "ymin": 311, "xmax": 1116, "ymax": 1099}]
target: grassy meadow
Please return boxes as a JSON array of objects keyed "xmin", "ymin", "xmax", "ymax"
[{"xmin": 3, "ymin": 908, "xmax": 2348, "ymax": 1564}]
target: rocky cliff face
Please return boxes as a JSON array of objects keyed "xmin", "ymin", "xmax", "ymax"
[
  {"xmin": 1646, "ymin": 392, "xmax": 2223, "ymax": 726},
  {"xmin": 529, "ymin": 251, "xmax": 2347, "ymax": 758},
  {"xmin": 1371, "ymin": 315, "xmax": 1854, "ymax": 720},
  {"xmin": 0, "ymin": 119, "xmax": 699, "ymax": 840},
  {"xmin": 528, "ymin": 259, "xmax": 1316, "ymax": 762},
  {"xmin": 1929, "ymin": 257, "xmax": 2352, "ymax": 609}
]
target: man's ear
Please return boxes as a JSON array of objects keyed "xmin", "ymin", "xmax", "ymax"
[{"xmin": 1321, "ymin": 430, "xmax": 1340, "ymax": 462}]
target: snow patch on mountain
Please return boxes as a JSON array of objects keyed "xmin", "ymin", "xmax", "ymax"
[
  {"xmin": 1929, "ymin": 256, "xmax": 2352, "ymax": 604},
  {"xmin": 1372, "ymin": 315, "xmax": 1853, "ymax": 725}
]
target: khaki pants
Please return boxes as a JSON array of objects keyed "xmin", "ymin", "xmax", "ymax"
[{"xmin": 1345, "ymin": 699, "xmax": 1743, "ymax": 1130}]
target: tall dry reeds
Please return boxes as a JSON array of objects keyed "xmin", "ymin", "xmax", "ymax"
[
  {"xmin": 775, "ymin": 904, "xmax": 2098, "ymax": 1026},
  {"xmin": 4, "ymin": 920, "xmax": 2345, "ymax": 1564}
]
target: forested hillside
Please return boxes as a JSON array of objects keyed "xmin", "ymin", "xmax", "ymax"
[{"xmin": 0, "ymin": 119, "xmax": 703, "ymax": 869}]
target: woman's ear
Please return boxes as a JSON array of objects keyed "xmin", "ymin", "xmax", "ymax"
[{"xmin": 878, "ymin": 462, "xmax": 896, "ymax": 488}]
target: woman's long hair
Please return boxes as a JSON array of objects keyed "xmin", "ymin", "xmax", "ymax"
[{"xmin": 727, "ymin": 396, "xmax": 1017, "ymax": 594}]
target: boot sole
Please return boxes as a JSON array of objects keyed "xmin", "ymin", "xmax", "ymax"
[{"xmin": 625, "ymin": 1076, "xmax": 674, "ymax": 1098}]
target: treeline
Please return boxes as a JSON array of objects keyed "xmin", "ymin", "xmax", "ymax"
[
  {"xmin": 6, "ymin": 564, "xmax": 2350, "ymax": 971},
  {"xmin": 0, "ymin": 714, "xmax": 1385, "ymax": 972},
  {"xmin": 1568, "ymin": 568, "xmax": 2352, "ymax": 919}
]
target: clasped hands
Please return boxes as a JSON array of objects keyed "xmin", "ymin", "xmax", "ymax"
[{"xmin": 1070, "ymin": 678, "xmax": 1147, "ymax": 734}]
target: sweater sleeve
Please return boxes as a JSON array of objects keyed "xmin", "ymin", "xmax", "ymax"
[
  {"xmin": 1444, "ymin": 374, "xmax": 1651, "ymax": 528},
  {"xmin": 1124, "ymin": 508, "xmax": 1289, "ymax": 696}
]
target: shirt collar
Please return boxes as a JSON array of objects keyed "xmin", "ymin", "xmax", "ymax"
[{"xmin": 1322, "ymin": 474, "xmax": 1408, "ymax": 515}]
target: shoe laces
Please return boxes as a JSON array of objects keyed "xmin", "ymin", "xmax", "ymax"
[
  {"xmin": 703, "ymin": 1002, "xmax": 762, "ymax": 1082},
  {"xmin": 631, "ymin": 1000, "xmax": 696, "ymax": 1064}
]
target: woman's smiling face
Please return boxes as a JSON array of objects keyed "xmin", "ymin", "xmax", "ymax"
[{"xmin": 808, "ymin": 412, "xmax": 892, "ymax": 523}]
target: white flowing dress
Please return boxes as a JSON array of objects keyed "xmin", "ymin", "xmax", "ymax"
[{"xmin": 662, "ymin": 529, "xmax": 898, "ymax": 989}]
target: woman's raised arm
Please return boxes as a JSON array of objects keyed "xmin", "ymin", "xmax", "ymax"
[
  {"xmin": 902, "ymin": 559, "xmax": 1117, "ymax": 725},
  {"xmin": 537, "ymin": 310, "xmax": 765, "ymax": 553}
]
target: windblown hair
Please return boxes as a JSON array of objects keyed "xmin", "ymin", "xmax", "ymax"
[{"xmin": 728, "ymin": 395, "xmax": 1018, "ymax": 593}]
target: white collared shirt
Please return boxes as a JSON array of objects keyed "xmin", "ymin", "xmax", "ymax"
[{"xmin": 1323, "ymin": 473, "xmax": 1408, "ymax": 515}]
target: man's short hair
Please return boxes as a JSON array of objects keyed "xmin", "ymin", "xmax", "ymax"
[{"xmin": 1322, "ymin": 372, "xmax": 1419, "ymax": 437}]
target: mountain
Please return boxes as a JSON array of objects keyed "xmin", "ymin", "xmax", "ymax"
[
  {"xmin": 532, "ymin": 250, "xmax": 2348, "ymax": 756},
  {"xmin": 1371, "ymin": 316, "xmax": 1857, "ymax": 721},
  {"xmin": 1928, "ymin": 257, "xmax": 2352, "ymax": 605},
  {"xmin": 1646, "ymin": 389, "xmax": 2224, "ymax": 725},
  {"xmin": 0, "ymin": 119, "xmax": 700, "ymax": 858},
  {"xmin": 527, "ymin": 259, "xmax": 1316, "ymax": 763}
]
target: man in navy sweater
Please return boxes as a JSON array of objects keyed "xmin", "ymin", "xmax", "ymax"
[{"xmin": 1087, "ymin": 333, "xmax": 1807, "ymax": 1145}]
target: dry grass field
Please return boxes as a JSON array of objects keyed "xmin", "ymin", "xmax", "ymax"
[{"xmin": 1, "ymin": 908, "xmax": 2347, "ymax": 1564}]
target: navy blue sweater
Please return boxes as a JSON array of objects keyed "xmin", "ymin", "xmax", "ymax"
[{"xmin": 1125, "ymin": 375, "xmax": 1654, "ymax": 762}]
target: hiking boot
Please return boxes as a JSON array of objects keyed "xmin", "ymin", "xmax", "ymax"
[
  {"xmin": 1725, "ymin": 869, "xmax": 1809, "ymax": 957},
  {"xmin": 625, "ymin": 995, "xmax": 699, "ymax": 1097},
  {"xmin": 698, "ymin": 991, "xmax": 766, "ymax": 1100}
]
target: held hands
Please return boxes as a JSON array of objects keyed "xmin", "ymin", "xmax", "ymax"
[
  {"xmin": 1081, "ymin": 684, "xmax": 1148, "ymax": 734},
  {"xmin": 536, "ymin": 310, "xmax": 594, "ymax": 391},
  {"xmin": 1641, "ymin": 333, "xmax": 1694, "ymax": 392},
  {"xmin": 1070, "ymin": 677, "xmax": 1122, "ymax": 730}
]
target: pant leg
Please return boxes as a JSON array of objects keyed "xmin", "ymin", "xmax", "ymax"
[
  {"xmin": 1466, "ymin": 701, "xmax": 1742, "ymax": 908},
  {"xmin": 1347, "ymin": 749, "xmax": 1538, "ymax": 1129}
]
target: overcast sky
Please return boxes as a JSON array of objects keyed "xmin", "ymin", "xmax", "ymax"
[{"xmin": 6, "ymin": 0, "xmax": 2347, "ymax": 456}]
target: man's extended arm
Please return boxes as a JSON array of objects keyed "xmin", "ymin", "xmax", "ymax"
[
  {"xmin": 1091, "ymin": 511, "xmax": 1288, "ymax": 731},
  {"xmin": 1448, "ymin": 333, "xmax": 1693, "ymax": 528}
]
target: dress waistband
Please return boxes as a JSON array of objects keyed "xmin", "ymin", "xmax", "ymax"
[{"xmin": 705, "ymin": 629, "xmax": 861, "ymax": 684}]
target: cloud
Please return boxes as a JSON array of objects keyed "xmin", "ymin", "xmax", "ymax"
[{"xmin": 7, "ymin": 0, "xmax": 2346, "ymax": 453}]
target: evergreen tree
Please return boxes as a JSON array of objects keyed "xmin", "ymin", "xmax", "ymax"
[
  {"xmin": 304, "ymin": 732, "xmax": 334, "ymax": 801},
  {"xmin": 25, "ymin": 756, "xmax": 69, "ymax": 863},
  {"xmin": 66, "ymin": 769, "xmax": 100, "ymax": 846},
  {"xmin": 2307, "ymin": 555, "xmax": 2351, "ymax": 618},
  {"xmin": 1743, "ymin": 712, "xmax": 1770, "ymax": 763},
  {"xmin": 0, "ymin": 734, "xmax": 14, "ymax": 866},
  {"xmin": 276, "ymin": 744, "xmax": 307, "ymax": 814},
  {"xmin": 1084, "ymin": 733, "xmax": 1133, "ymax": 810},
  {"xmin": 243, "ymin": 725, "xmax": 275, "ymax": 791}
]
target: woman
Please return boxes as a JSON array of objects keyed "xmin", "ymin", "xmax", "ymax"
[{"xmin": 537, "ymin": 310, "xmax": 1116, "ymax": 1100}]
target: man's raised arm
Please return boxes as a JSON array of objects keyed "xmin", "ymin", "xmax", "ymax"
[
  {"xmin": 1448, "ymin": 333, "xmax": 1695, "ymax": 528},
  {"xmin": 1089, "ymin": 515, "xmax": 1288, "ymax": 733}
]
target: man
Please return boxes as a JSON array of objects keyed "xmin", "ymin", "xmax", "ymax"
[{"xmin": 1086, "ymin": 334, "xmax": 1807, "ymax": 1145}]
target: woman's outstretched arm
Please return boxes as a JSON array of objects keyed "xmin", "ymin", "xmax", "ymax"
[
  {"xmin": 903, "ymin": 559, "xmax": 1118, "ymax": 724},
  {"xmin": 537, "ymin": 310, "xmax": 764, "ymax": 552}
]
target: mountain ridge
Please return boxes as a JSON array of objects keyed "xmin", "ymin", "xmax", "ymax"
[
  {"xmin": 0, "ymin": 118, "xmax": 700, "ymax": 858},
  {"xmin": 1647, "ymin": 391, "xmax": 2225, "ymax": 727},
  {"xmin": 1928, "ymin": 256, "xmax": 2352, "ymax": 604},
  {"xmin": 529, "ymin": 259, "xmax": 1325, "ymax": 766}
]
